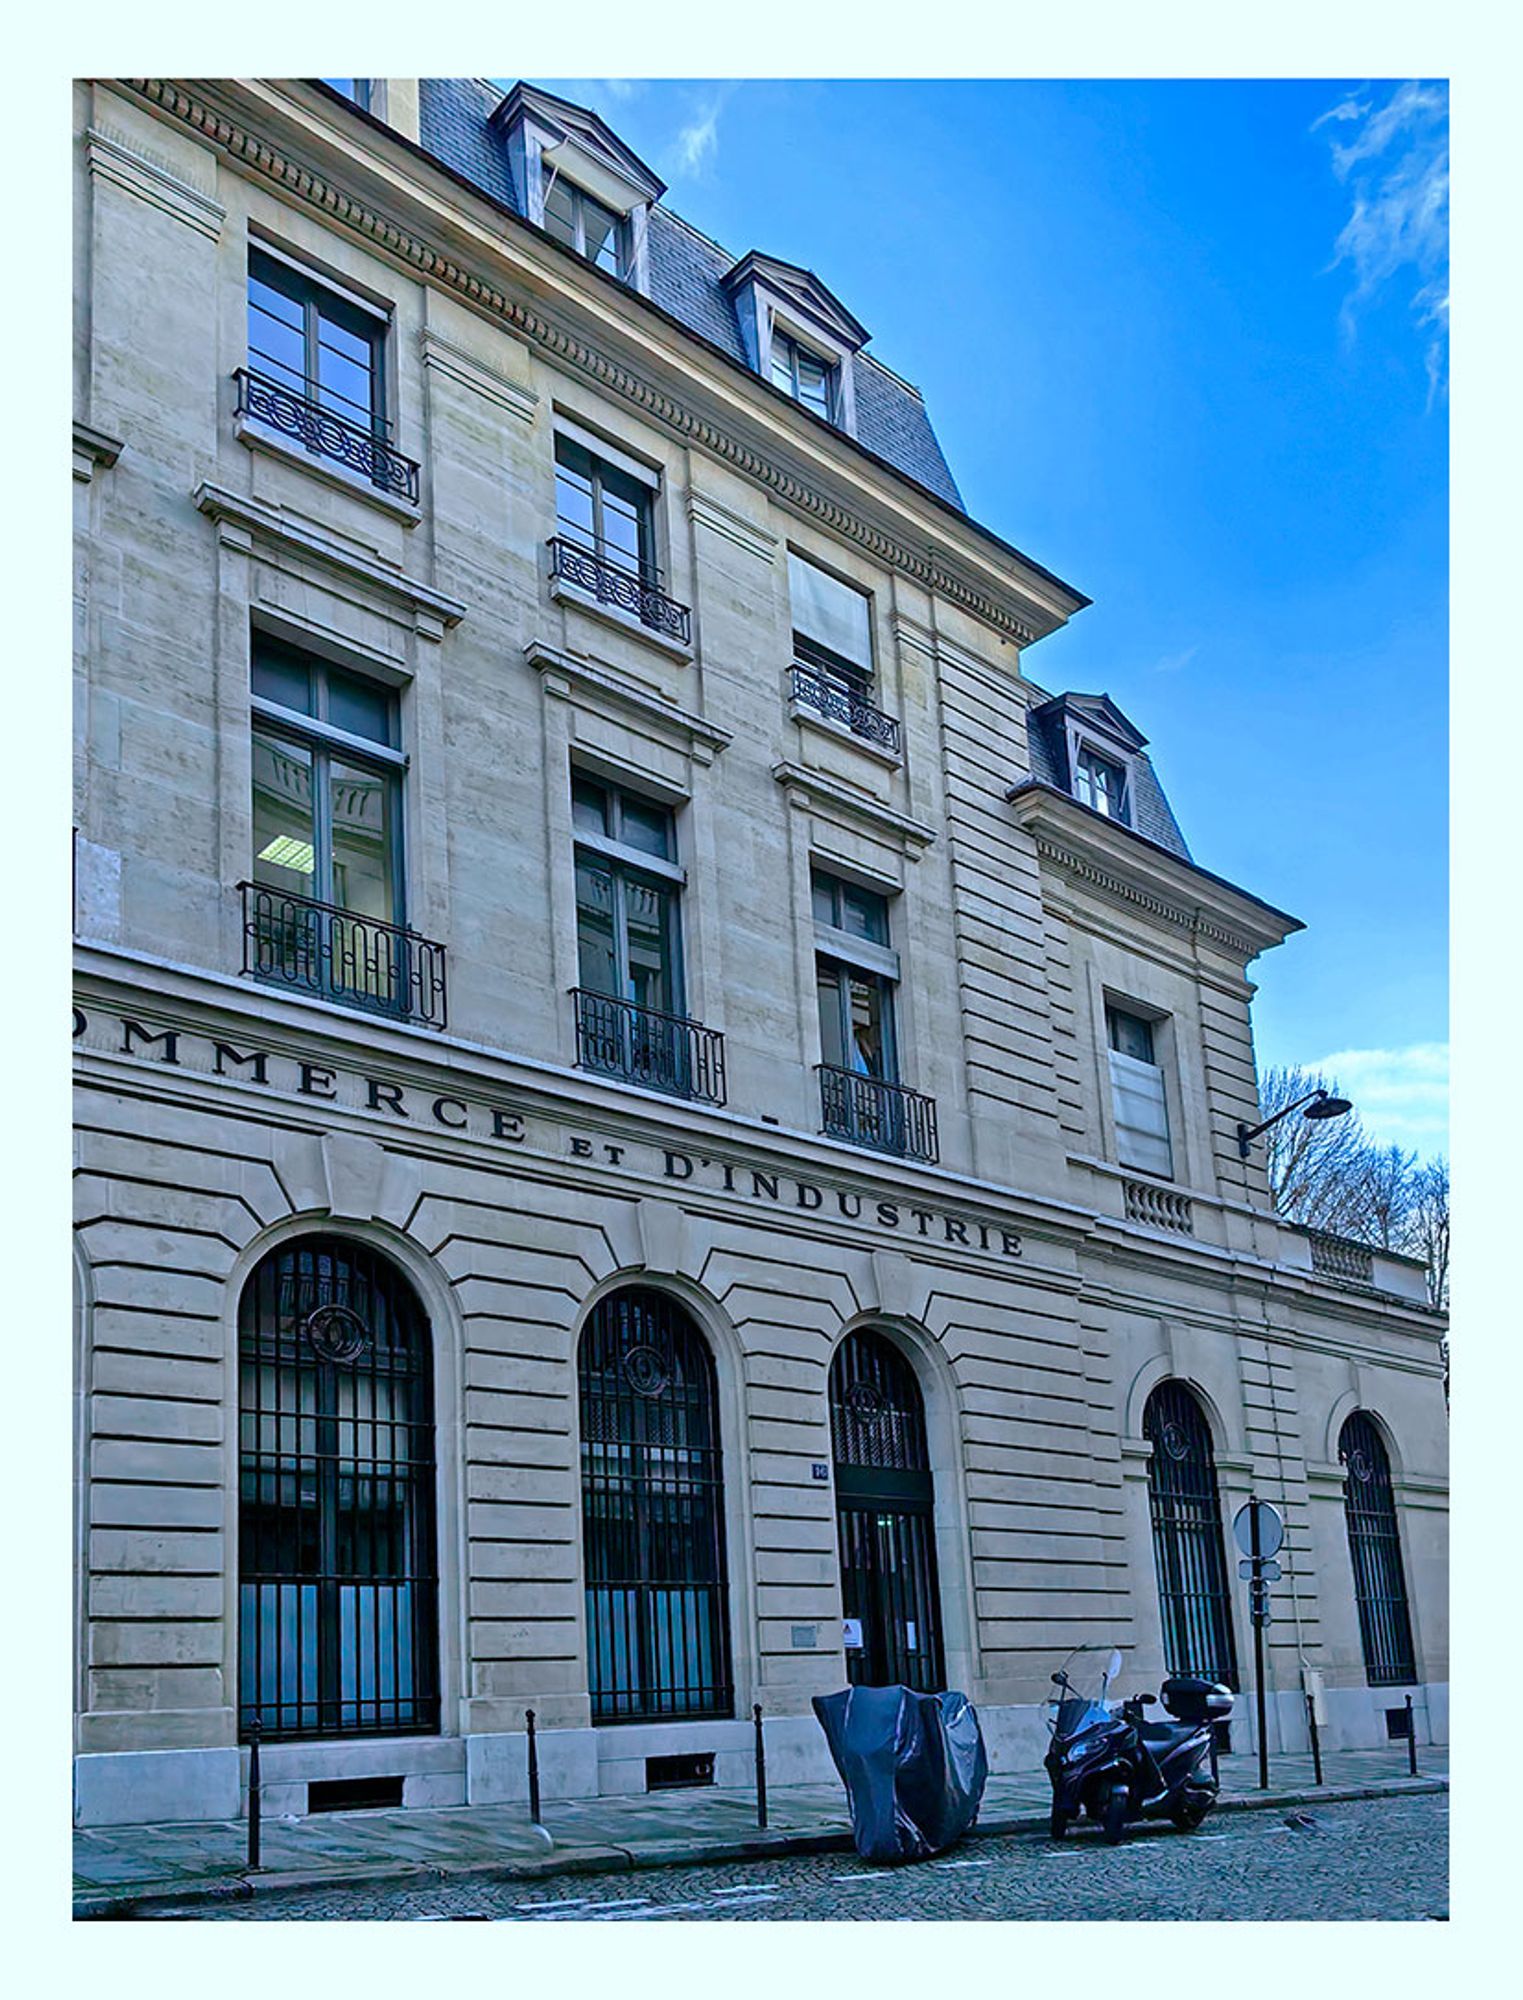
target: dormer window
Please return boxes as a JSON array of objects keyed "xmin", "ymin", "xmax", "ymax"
[
  {"xmin": 493, "ymin": 83, "xmax": 665, "ymax": 297},
  {"xmin": 1075, "ymin": 745, "xmax": 1128, "ymax": 821},
  {"xmin": 543, "ymin": 167, "xmax": 626, "ymax": 278},
  {"xmin": 771, "ymin": 330, "xmax": 833, "ymax": 419}
]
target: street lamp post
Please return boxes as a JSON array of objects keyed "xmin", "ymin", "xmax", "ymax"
[{"xmin": 1236, "ymin": 1088, "xmax": 1353, "ymax": 1161}]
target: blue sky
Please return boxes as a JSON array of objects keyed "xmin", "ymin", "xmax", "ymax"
[{"xmin": 538, "ymin": 77, "xmax": 1449, "ymax": 1158}]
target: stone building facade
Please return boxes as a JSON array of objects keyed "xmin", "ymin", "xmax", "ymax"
[{"xmin": 72, "ymin": 77, "xmax": 1448, "ymax": 1827}]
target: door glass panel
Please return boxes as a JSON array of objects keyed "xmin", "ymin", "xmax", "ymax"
[
  {"xmin": 252, "ymin": 642, "xmax": 314, "ymax": 717},
  {"xmin": 796, "ymin": 348, "xmax": 831, "ymax": 416},
  {"xmin": 816, "ymin": 961, "xmax": 847, "ymax": 1070},
  {"xmin": 575, "ymin": 854, "xmax": 619, "ymax": 996},
  {"xmin": 315, "ymin": 319, "xmax": 376, "ymax": 427},
  {"xmin": 840, "ymin": 881, "xmax": 890, "ymax": 945},
  {"xmin": 572, "ymin": 778, "xmax": 610, "ymax": 839},
  {"xmin": 329, "ymin": 759, "xmax": 394, "ymax": 921},
  {"xmin": 252, "ymin": 730, "xmax": 316, "ymax": 895},
  {"xmin": 624, "ymin": 874, "xmax": 674, "ymax": 1013},
  {"xmin": 846, "ymin": 972, "xmax": 889, "ymax": 1078},
  {"xmin": 247, "ymin": 277, "xmax": 307, "ymax": 393},
  {"xmin": 582, "ymin": 195, "xmax": 622, "ymax": 274},
  {"xmin": 771, "ymin": 337, "xmax": 796, "ymax": 394},
  {"xmin": 599, "ymin": 474, "xmax": 647, "ymax": 577}
]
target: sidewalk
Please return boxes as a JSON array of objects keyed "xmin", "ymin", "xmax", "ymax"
[{"xmin": 74, "ymin": 1745, "xmax": 1447, "ymax": 1918}]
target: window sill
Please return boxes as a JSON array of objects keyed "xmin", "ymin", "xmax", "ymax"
[
  {"xmin": 787, "ymin": 696, "xmax": 904, "ymax": 771},
  {"xmin": 234, "ymin": 414, "xmax": 422, "ymax": 527},
  {"xmin": 550, "ymin": 575, "xmax": 694, "ymax": 663}
]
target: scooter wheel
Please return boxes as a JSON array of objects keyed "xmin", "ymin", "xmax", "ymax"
[
  {"xmin": 1101, "ymin": 1782, "xmax": 1129, "ymax": 1845},
  {"xmin": 1171, "ymin": 1798, "xmax": 1209, "ymax": 1832},
  {"xmin": 1049, "ymin": 1806, "xmax": 1071, "ymax": 1841}
]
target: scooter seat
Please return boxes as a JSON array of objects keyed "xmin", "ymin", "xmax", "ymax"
[{"xmin": 1138, "ymin": 1718, "xmax": 1201, "ymax": 1751}]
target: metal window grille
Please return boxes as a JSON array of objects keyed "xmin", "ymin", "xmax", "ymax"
[
  {"xmin": 830, "ymin": 1329, "xmax": 946, "ymax": 1694},
  {"xmin": 578, "ymin": 1290, "xmax": 732, "ymax": 1724},
  {"xmin": 238, "ymin": 1238, "xmax": 439, "ymax": 1743},
  {"xmin": 573, "ymin": 987, "xmax": 726, "ymax": 1105},
  {"xmin": 1143, "ymin": 1383, "xmax": 1239, "ymax": 1690},
  {"xmin": 548, "ymin": 537, "xmax": 691, "ymax": 644},
  {"xmin": 1339, "ymin": 1412, "xmax": 1417, "ymax": 1687},
  {"xmin": 818, "ymin": 1064, "xmax": 939, "ymax": 1164},
  {"xmin": 235, "ymin": 369, "xmax": 420, "ymax": 503},
  {"xmin": 789, "ymin": 662, "xmax": 902, "ymax": 754},
  {"xmin": 240, "ymin": 881, "xmax": 448, "ymax": 1029}
]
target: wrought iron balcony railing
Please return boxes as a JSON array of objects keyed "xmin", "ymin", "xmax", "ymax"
[
  {"xmin": 789, "ymin": 663, "xmax": 902, "ymax": 755},
  {"xmin": 573, "ymin": 988, "xmax": 726, "ymax": 1105},
  {"xmin": 548, "ymin": 537, "xmax": 692, "ymax": 645},
  {"xmin": 234, "ymin": 369, "xmax": 421, "ymax": 504},
  {"xmin": 819, "ymin": 1064, "xmax": 939, "ymax": 1164},
  {"xmin": 240, "ymin": 882, "xmax": 448, "ymax": 1028}
]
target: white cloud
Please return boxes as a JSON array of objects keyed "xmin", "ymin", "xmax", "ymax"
[
  {"xmin": 1152, "ymin": 645, "xmax": 1198, "ymax": 676},
  {"xmin": 671, "ymin": 83, "xmax": 738, "ymax": 179},
  {"xmin": 1315, "ymin": 80, "xmax": 1449, "ymax": 404},
  {"xmin": 1306, "ymin": 1041, "xmax": 1449, "ymax": 1158}
]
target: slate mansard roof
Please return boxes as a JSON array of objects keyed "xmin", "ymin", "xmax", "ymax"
[{"xmin": 415, "ymin": 77, "xmax": 964, "ymax": 509}]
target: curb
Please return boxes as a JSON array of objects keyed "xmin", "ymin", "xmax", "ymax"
[{"xmin": 74, "ymin": 1775, "xmax": 1447, "ymax": 1920}]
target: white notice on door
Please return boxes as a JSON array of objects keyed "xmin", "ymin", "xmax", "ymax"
[
  {"xmin": 842, "ymin": 1619, "xmax": 864, "ymax": 1649},
  {"xmin": 905, "ymin": 1622, "xmax": 918, "ymax": 1650}
]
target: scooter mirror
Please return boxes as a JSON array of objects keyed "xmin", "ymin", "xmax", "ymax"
[
  {"xmin": 1106, "ymin": 1649, "xmax": 1122, "ymax": 1686},
  {"xmin": 1051, "ymin": 1673, "xmax": 1064, "ymax": 1685}
]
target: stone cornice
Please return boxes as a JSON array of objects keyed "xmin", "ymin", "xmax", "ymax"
[
  {"xmin": 526, "ymin": 638, "xmax": 732, "ymax": 765},
  {"xmin": 73, "ymin": 422, "xmax": 124, "ymax": 483},
  {"xmin": 772, "ymin": 762, "xmax": 937, "ymax": 858},
  {"xmin": 1009, "ymin": 782, "xmax": 1301, "ymax": 960},
  {"xmin": 193, "ymin": 482, "xmax": 466, "ymax": 638},
  {"xmin": 118, "ymin": 78, "xmax": 1063, "ymax": 650}
]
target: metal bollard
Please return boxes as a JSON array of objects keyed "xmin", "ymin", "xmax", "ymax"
[
  {"xmin": 1406, "ymin": 1695, "xmax": 1418, "ymax": 1777},
  {"xmin": 246, "ymin": 1713, "xmax": 262, "ymax": 1873},
  {"xmin": 1306, "ymin": 1694, "xmax": 1324, "ymax": 1786},
  {"xmin": 526, "ymin": 1708, "xmax": 542, "ymax": 1824},
  {"xmin": 753, "ymin": 1703, "xmax": 768, "ymax": 1830}
]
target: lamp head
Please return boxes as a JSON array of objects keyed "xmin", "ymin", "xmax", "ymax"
[{"xmin": 1304, "ymin": 1092, "xmax": 1353, "ymax": 1122}]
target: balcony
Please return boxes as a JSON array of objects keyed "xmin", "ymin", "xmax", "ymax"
[
  {"xmin": 1305, "ymin": 1228, "xmax": 1376, "ymax": 1286},
  {"xmin": 1124, "ymin": 1179, "xmax": 1195, "ymax": 1235},
  {"xmin": 819, "ymin": 1064, "xmax": 939, "ymax": 1164},
  {"xmin": 573, "ymin": 988, "xmax": 726, "ymax": 1105},
  {"xmin": 789, "ymin": 663, "xmax": 902, "ymax": 756},
  {"xmin": 234, "ymin": 369, "xmax": 420, "ymax": 505},
  {"xmin": 239, "ymin": 882, "xmax": 448, "ymax": 1028},
  {"xmin": 548, "ymin": 537, "xmax": 692, "ymax": 646}
]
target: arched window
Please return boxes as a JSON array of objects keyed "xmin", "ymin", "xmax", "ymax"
[
  {"xmin": 1339, "ymin": 1412, "xmax": 1416, "ymax": 1686},
  {"xmin": 829, "ymin": 1327, "xmax": 945, "ymax": 1692},
  {"xmin": 238, "ymin": 1237, "xmax": 439, "ymax": 1742},
  {"xmin": 1143, "ymin": 1382, "xmax": 1238, "ymax": 1688},
  {"xmin": 578, "ymin": 1289, "xmax": 731, "ymax": 1723}
]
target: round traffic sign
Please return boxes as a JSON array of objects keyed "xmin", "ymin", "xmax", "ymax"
[{"xmin": 1233, "ymin": 1498, "xmax": 1285, "ymax": 1559}]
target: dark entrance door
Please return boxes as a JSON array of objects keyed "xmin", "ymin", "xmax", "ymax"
[
  {"xmin": 1142, "ymin": 1381, "xmax": 1239, "ymax": 1689},
  {"xmin": 830, "ymin": 1328, "xmax": 945, "ymax": 1692}
]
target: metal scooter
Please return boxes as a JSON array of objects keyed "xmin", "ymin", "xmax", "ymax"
[{"xmin": 1044, "ymin": 1644, "xmax": 1234, "ymax": 1844}]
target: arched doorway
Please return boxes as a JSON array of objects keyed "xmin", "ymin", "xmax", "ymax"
[
  {"xmin": 829, "ymin": 1327, "xmax": 945, "ymax": 1691},
  {"xmin": 1339, "ymin": 1412, "xmax": 1416, "ymax": 1685},
  {"xmin": 238, "ymin": 1236, "xmax": 439, "ymax": 1741},
  {"xmin": 1143, "ymin": 1382, "xmax": 1238, "ymax": 1687},
  {"xmin": 578, "ymin": 1288, "xmax": 732, "ymax": 1722}
]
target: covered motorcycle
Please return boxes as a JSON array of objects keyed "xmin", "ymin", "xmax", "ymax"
[{"xmin": 812, "ymin": 1684, "xmax": 989, "ymax": 1862}]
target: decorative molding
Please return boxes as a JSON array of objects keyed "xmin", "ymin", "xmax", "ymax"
[
  {"xmin": 686, "ymin": 491, "xmax": 778, "ymax": 565},
  {"xmin": 786, "ymin": 697, "xmax": 903, "ymax": 772},
  {"xmin": 772, "ymin": 760, "xmax": 937, "ymax": 858},
  {"xmin": 85, "ymin": 126, "xmax": 226, "ymax": 240},
  {"xmin": 119, "ymin": 79, "xmax": 1053, "ymax": 648},
  {"xmin": 73, "ymin": 422, "xmax": 124, "ymax": 483},
  {"xmin": 1032, "ymin": 832, "xmax": 1258, "ymax": 954},
  {"xmin": 233, "ymin": 413, "xmax": 421, "ymax": 526},
  {"xmin": 419, "ymin": 328, "xmax": 538, "ymax": 423},
  {"xmin": 527, "ymin": 638, "xmax": 732, "ymax": 766},
  {"xmin": 193, "ymin": 482, "xmax": 466, "ymax": 639}
]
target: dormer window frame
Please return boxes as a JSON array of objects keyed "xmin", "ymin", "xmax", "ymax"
[
  {"xmin": 494, "ymin": 84, "xmax": 664, "ymax": 299},
  {"xmin": 541, "ymin": 164, "xmax": 630, "ymax": 282},
  {"xmin": 1069, "ymin": 731, "xmax": 1133, "ymax": 826},
  {"xmin": 762, "ymin": 300, "xmax": 856, "ymax": 435}
]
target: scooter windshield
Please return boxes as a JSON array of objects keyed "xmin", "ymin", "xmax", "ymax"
[{"xmin": 1048, "ymin": 1644, "xmax": 1123, "ymax": 1740}]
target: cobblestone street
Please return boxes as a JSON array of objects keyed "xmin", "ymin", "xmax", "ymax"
[{"xmin": 144, "ymin": 1793, "xmax": 1446, "ymax": 1923}]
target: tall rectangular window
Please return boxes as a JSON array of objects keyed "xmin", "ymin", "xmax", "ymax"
[
  {"xmin": 813, "ymin": 870, "xmax": 898, "ymax": 1082},
  {"xmin": 573, "ymin": 775, "xmax": 683, "ymax": 1015},
  {"xmin": 247, "ymin": 247, "xmax": 387, "ymax": 437},
  {"xmin": 789, "ymin": 552, "xmax": 874, "ymax": 692},
  {"xmin": 542, "ymin": 168, "xmax": 626, "ymax": 276},
  {"xmin": 1107, "ymin": 1004, "xmax": 1174, "ymax": 1178},
  {"xmin": 555, "ymin": 434, "xmax": 657, "ymax": 583}
]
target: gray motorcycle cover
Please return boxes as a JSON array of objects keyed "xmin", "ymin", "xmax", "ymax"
[{"xmin": 812, "ymin": 1684, "xmax": 989, "ymax": 1862}]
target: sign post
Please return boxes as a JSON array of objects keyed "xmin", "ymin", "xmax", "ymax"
[{"xmin": 1233, "ymin": 1497, "xmax": 1285, "ymax": 1792}]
